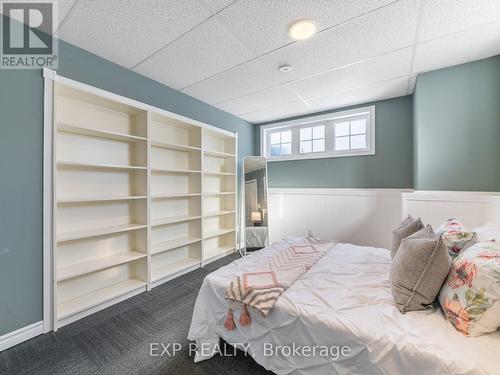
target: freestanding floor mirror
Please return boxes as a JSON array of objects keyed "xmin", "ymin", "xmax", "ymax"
[{"xmin": 243, "ymin": 156, "xmax": 269, "ymax": 252}]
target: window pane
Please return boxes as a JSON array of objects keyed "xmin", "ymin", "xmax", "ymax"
[
  {"xmin": 300, "ymin": 127, "xmax": 312, "ymax": 141},
  {"xmin": 281, "ymin": 130, "xmax": 292, "ymax": 143},
  {"xmin": 270, "ymin": 144, "xmax": 281, "ymax": 156},
  {"xmin": 335, "ymin": 136, "xmax": 350, "ymax": 151},
  {"xmin": 281, "ymin": 143, "xmax": 292, "ymax": 155},
  {"xmin": 335, "ymin": 121, "xmax": 350, "ymax": 137},
  {"xmin": 300, "ymin": 140, "xmax": 312, "ymax": 153},
  {"xmin": 351, "ymin": 119, "xmax": 366, "ymax": 135},
  {"xmin": 312, "ymin": 139, "xmax": 325, "ymax": 152},
  {"xmin": 312, "ymin": 125, "xmax": 325, "ymax": 139},
  {"xmin": 351, "ymin": 134, "xmax": 366, "ymax": 149},
  {"xmin": 270, "ymin": 132, "xmax": 280, "ymax": 145}
]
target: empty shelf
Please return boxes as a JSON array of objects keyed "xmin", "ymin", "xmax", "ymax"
[
  {"xmin": 58, "ymin": 123, "xmax": 147, "ymax": 142},
  {"xmin": 57, "ymin": 278, "xmax": 146, "ymax": 319},
  {"xmin": 203, "ymin": 228, "xmax": 236, "ymax": 239},
  {"xmin": 203, "ymin": 150, "xmax": 235, "ymax": 157},
  {"xmin": 151, "ymin": 236, "xmax": 201, "ymax": 255},
  {"xmin": 57, "ymin": 223, "xmax": 147, "ymax": 242},
  {"xmin": 151, "ymin": 140, "xmax": 201, "ymax": 152},
  {"xmin": 203, "ymin": 192, "xmax": 236, "ymax": 196},
  {"xmin": 152, "ymin": 193, "xmax": 201, "ymax": 199},
  {"xmin": 151, "ymin": 215, "xmax": 201, "ymax": 227},
  {"xmin": 57, "ymin": 251, "xmax": 146, "ymax": 281},
  {"xmin": 206, "ymin": 246, "xmax": 236, "ymax": 260},
  {"xmin": 57, "ymin": 161, "xmax": 147, "ymax": 171},
  {"xmin": 151, "ymin": 258, "xmax": 200, "ymax": 282},
  {"xmin": 203, "ymin": 171, "xmax": 235, "ymax": 176},
  {"xmin": 152, "ymin": 168, "xmax": 201, "ymax": 174},
  {"xmin": 57, "ymin": 195, "xmax": 146, "ymax": 204},
  {"xmin": 203, "ymin": 210, "xmax": 236, "ymax": 217}
]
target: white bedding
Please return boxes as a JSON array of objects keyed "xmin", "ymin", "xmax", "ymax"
[{"xmin": 188, "ymin": 240, "xmax": 500, "ymax": 374}]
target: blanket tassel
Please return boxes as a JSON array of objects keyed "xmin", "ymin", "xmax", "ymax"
[
  {"xmin": 239, "ymin": 304, "xmax": 252, "ymax": 326},
  {"xmin": 224, "ymin": 308, "xmax": 236, "ymax": 331}
]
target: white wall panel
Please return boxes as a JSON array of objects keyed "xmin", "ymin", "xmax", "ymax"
[
  {"xmin": 403, "ymin": 191, "xmax": 500, "ymax": 229},
  {"xmin": 268, "ymin": 189, "xmax": 406, "ymax": 249},
  {"xmin": 269, "ymin": 189, "xmax": 500, "ymax": 250}
]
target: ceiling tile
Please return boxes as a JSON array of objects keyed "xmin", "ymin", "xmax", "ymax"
[
  {"xmin": 58, "ymin": 0, "xmax": 78, "ymax": 28},
  {"xmin": 413, "ymin": 21, "xmax": 500, "ymax": 74},
  {"xmin": 418, "ymin": 0, "xmax": 500, "ymax": 42},
  {"xmin": 239, "ymin": 100, "xmax": 311, "ymax": 123},
  {"xmin": 215, "ymin": 84, "xmax": 301, "ymax": 115},
  {"xmin": 239, "ymin": 77, "xmax": 409, "ymax": 123},
  {"xmin": 134, "ymin": 17, "xmax": 255, "ymax": 90},
  {"xmin": 181, "ymin": 58, "xmax": 282, "ymax": 105},
  {"xmin": 261, "ymin": 0, "xmax": 420, "ymax": 82},
  {"xmin": 58, "ymin": 0, "xmax": 211, "ymax": 68},
  {"xmin": 300, "ymin": 77, "xmax": 410, "ymax": 116},
  {"xmin": 289, "ymin": 47, "xmax": 413, "ymax": 100},
  {"xmin": 217, "ymin": 0, "xmax": 395, "ymax": 55},
  {"xmin": 198, "ymin": 0, "xmax": 236, "ymax": 14}
]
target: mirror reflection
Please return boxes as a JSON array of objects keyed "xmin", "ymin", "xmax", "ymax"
[{"xmin": 244, "ymin": 156, "xmax": 269, "ymax": 251}]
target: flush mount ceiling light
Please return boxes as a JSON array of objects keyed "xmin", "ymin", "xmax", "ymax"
[
  {"xmin": 279, "ymin": 65, "xmax": 293, "ymax": 72},
  {"xmin": 288, "ymin": 19, "xmax": 317, "ymax": 40}
]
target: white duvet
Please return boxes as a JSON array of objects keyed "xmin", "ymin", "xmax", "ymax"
[{"xmin": 188, "ymin": 240, "xmax": 500, "ymax": 374}]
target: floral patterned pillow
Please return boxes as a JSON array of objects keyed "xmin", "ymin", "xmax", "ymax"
[
  {"xmin": 436, "ymin": 217, "xmax": 477, "ymax": 257},
  {"xmin": 439, "ymin": 240, "xmax": 500, "ymax": 336}
]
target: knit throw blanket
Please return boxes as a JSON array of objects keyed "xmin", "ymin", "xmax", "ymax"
[{"xmin": 223, "ymin": 237, "xmax": 335, "ymax": 330}]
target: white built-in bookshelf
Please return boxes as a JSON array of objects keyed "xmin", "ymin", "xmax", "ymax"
[{"xmin": 50, "ymin": 76, "xmax": 237, "ymax": 329}]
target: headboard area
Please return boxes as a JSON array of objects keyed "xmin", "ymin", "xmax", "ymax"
[{"xmin": 402, "ymin": 191, "xmax": 500, "ymax": 229}]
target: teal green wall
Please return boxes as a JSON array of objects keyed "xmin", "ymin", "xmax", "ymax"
[
  {"xmin": 257, "ymin": 96, "xmax": 414, "ymax": 188},
  {"xmin": 0, "ymin": 29, "xmax": 254, "ymax": 335},
  {"xmin": 413, "ymin": 56, "xmax": 500, "ymax": 191}
]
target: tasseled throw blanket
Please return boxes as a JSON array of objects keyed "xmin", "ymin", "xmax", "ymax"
[{"xmin": 223, "ymin": 237, "xmax": 335, "ymax": 330}]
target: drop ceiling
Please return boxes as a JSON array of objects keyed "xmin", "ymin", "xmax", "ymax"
[{"xmin": 55, "ymin": 0, "xmax": 500, "ymax": 123}]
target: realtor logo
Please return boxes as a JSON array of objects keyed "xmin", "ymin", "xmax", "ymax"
[{"xmin": 1, "ymin": 0, "xmax": 58, "ymax": 69}]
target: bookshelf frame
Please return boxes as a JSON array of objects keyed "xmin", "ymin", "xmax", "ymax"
[{"xmin": 43, "ymin": 69, "xmax": 238, "ymax": 331}]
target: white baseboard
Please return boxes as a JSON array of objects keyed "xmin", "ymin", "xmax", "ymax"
[{"xmin": 0, "ymin": 321, "xmax": 43, "ymax": 352}]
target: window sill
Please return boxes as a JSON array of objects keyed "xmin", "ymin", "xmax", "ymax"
[{"xmin": 266, "ymin": 149, "xmax": 375, "ymax": 162}]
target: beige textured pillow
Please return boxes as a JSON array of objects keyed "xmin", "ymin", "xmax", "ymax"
[
  {"xmin": 390, "ymin": 225, "xmax": 451, "ymax": 313},
  {"xmin": 391, "ymin": 215, "xmax": 424, "ymax": 259}
]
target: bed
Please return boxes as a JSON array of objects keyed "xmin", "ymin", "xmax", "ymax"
[{"xmin": 188, "ymin": 239, "xmax": 500, "ymax": 374}]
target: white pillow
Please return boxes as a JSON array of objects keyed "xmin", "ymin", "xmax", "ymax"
[{"xmin": 474, "ymin": 222, "xmax": 500, "ymax": 242}]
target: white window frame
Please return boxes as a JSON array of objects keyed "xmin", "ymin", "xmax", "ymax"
[
  {"xmin": 268, "ymin": 129, "xmax": 292, "ymax": 156},
  {"xmin": 261, "ymin": 106, "xmax": 375, "ymax": 162},
  {"xmin": 299, "ymin": 124, "xmax": 326, "ymax": 154}
]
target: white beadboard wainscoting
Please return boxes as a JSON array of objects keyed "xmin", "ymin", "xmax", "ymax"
[
  {"xmin": 268, "ymin": 189, "xmax": 500, "ymax": 249},
  {"xmin": 268, "ymin": 189, "xmax": 409, "ymax": 249},
  {"xmin": 403, "ymin": 191, "xmax": 500, "ymax": 229}
]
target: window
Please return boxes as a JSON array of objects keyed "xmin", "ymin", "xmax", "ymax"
[
  {"xmin": 261, "ymin": 106, "xmax": 375, "ymax": 161},
  {"xmin": 334, "ymin": 117, "xmax": 367, "ymax": 151},
  {"xmin": 299, "ymin": 125, "xmax": 325, "ymax": 154},
  {"xmin": 269, "ymin": 129, "xmax": 292, "ymax": 156}
]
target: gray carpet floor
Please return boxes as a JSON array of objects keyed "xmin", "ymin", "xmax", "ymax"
[{"xmin": 0, "ymin": 254, "xmax": 273, "ymax": 375}]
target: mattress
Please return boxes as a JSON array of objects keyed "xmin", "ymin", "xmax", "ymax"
[{"xmin": 188, "ymin": 239, "xmax": 500, "ymax": 375}]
